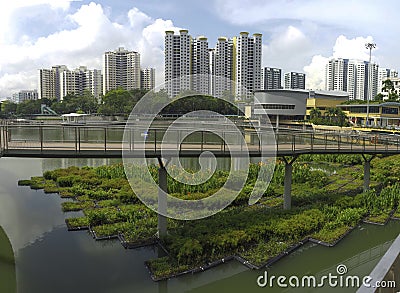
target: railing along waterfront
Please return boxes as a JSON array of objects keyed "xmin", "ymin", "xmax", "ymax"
[{"xmin": 1, "ymin": 123, "xmax": 400, "ymax": 158}]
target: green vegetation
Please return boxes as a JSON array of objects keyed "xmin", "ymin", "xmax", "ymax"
[
  {"xmin": 18, "ymin": 154, "xmax": 400, "ymax": 280},
  {"xmin": 0, "ymin": 226, "xmax": 16, "ymax": 293},
  {"xmin": 309, "ymin": 107, "xmax": 350, "ymax": 127},
  {"xmin": 1, "ymin": 88, "xmax": 239, "ymax": 118}
]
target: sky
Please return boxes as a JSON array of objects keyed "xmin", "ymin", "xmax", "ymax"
[{"xmin": 1, "ymin": 0, "xmax": 400, "ymax": 98}]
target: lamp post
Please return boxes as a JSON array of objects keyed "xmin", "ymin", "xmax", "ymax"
[{"xmin": 365, "ymin": 42, "xmax": 376, "ymax": 127}]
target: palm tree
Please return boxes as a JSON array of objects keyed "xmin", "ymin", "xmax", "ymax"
[
  {"xmin": 309, "ymin": 108, "xmax": 321, "ymax": 120},
  {"xmin": 325, "ymin": 107, "xmax": 337, "ymax": 123},
  {"xmin": 336, "ymin": 108, "xmax": 348, "ymax": 127}
]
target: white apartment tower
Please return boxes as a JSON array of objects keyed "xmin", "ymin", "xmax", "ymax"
[
  {"xmin": 18, "ymin": 90, "xmax": 38, "ymax": 103},
  {"xmin": 325, "ymin": 58, "xmax": 379, "ymax": 101},
  {"xmin": 325, "ymin": 58, "xmax": 348, "ymax": 91},
  {"xmin": 60, "ymin": 66, "xmax": 102, "ymax": 100},
  {"xmin": 38, "ymin": 65, "xmax": 68, "ymax": 100},
  {"xmin": 140, "ymin": 68, "xmax": 156, "ymax": 90},
  {"xmin": 234, "ymin": 32, "xmax": 262, "ymax": 99},
  {"xmin": 365, "ymin": 62, "xmax": 379, "ymax": 102},
  {"xmin": 103, "ymin": 47, "xmax": 141, "ymax": 95},
  {"xmin": 165, "ymin": 30, "xmax": 192, "ymax": 97},
  {"xmin": 210, "ymin": 37, "xmax": 234, "ymax": 97},
  {"xmin": 378, "ymin": 68, "xmax": 398, "ymax": 93},
  {"xmin": 192, "ymin": 36, "xmax": 210, "ymax": 94}
]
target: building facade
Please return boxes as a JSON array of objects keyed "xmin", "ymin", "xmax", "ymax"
[
  {"xmin": 325, "ymin": 58, "xmax": 379, "ymax": 101},
  {"xmin": 378, "ymin": 68, "xmax": 399, "ymax": 94},
  {"xmin": 325, "ymin": 58, "xmax": 348, "ymax": 92},
  {"xmin": 17, "ymin": 90, "xmax": 38, "ymax": 103},
  {"xmin": 192, "ymin": 36, "xmax": 210, "ymax": 94},
  {"xmin": 165, "ymin": 30, "xmax": 192, "ymax": 97},
  {"xmin": 103, "ymin": 47, "xmax": 141, "ymax": 95},
  {"xmin": 164, "ymin": 30, "xmax": 262, "ymax": 99},
  {"xmin": 38, "ymin": 65, "xmax": 68, "ymax": 100},
  {"xmin": 261, "ymin": 67, "xmax": 282, "ymax": 90},
  {"xmin": 234, "ymin": 32, "xmax": 262, "ymax": 99},
  {"xmin": 60, "ymin": 66, "xmax": 102, "ymax": 100},
  {"xmin": 284, "ymin": 72, "xmax": 306, "ymax": 89},
  {"xmin": 209, "ymin": 37, "xmax": 234, "ymax": 97},
  {"xmin": 140, "ymin": 68, "xmax": 156, "ymax": 91}
]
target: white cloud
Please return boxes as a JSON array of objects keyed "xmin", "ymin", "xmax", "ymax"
[
  {"xmin": 304, "ymin": 55, "xmax": 329, "ymax": 90},
  {"xmin": 0, "ymin": 2, "xmax": 179, "ymax": 97},
  {"xmin": 304, "ymin": 35, "xmax": 377, "ymax": 90},
  {"xmin": 332, "ymin": 35, "xmax": 375, "ymax": 61},
  {"xmin": 128, "ymin": 7, "xmax": 152, "ymax": 28},
  {"xmin": 263, "ymin": 26, "xmax": 312, "ymax": 71}
]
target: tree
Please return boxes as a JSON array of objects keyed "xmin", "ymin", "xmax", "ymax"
[
  {"xmin": 374, "ymin": 93, "xmax": 384, "ymax": 102},
  {"xmin": 98, "ymin": 88, "xmax": 147, "ymax": 115},
  {"xmin": 309, "ymin": 108, "xmax": 322, "ymax": 120},
  {"xmin": 336, "ymin": 108, "xmax": 348, "ymax": 127},
  {"xmin": 325, "ymin": 107, "xmax": 338, "ymax": 123},
  {"xmin": 1, "ymin": 101, "xmax": 17, "ymax": 116},
  {"xmin": 382, "ymin": 79, "xmax": 399, "ymax": 101}
]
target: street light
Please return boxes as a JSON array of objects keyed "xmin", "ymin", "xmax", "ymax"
[{"xmin": 365, "ymin": 42, "xmax": 376, "ymax": 127}]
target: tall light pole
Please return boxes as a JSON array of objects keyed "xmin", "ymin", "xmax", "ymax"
[{"xmin": 365, "ymin": 42, "xmax": 376, "ymax": 127}]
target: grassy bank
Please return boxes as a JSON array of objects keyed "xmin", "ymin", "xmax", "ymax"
[{"xmin": 0, "ymin": 226, "xmax": 16, "ymax": 293}]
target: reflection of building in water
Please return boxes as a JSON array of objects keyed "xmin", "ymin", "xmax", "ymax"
[{"xmin": 41, "ymin": 158, "xmax": 121, "ymax": 172}]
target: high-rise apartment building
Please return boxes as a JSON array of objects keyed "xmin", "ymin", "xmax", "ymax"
[
  {"xmin": 378, "ymin": 68, "xmax": 398, "ymax": 93},
  {"xmin": 234, "ymin": 32, "xmax": 262, "ymax": 99},
  {"xmin": 261, "ymin": 67, "xmax": 282, "ymax": 90},
  {"xmin": 165, "ymin": 30, "xmax": 192, "ymax": 97},
  {"xmin": 365, "ymin": 62, "xmax": 379, "ymax": 102},
  {"xmin": 103, "ymin": 47, "xmax": 141, "ymax": 95},
  {"xmin": 209, "ymin": 37, "xmax": 234, "ymax": 97},
  {"xmin": 38, "ymin": 65, "xmax": 68, "ymax": 100},
  {"xmin": 39, "ymin": 65, "xmax": 102, "ymax": 101},
  {"xmin": 17, "ymin": 90, "xmax": 38, "ymax": 103},
  {"xmin": 325, "ymin": 58, "xmax": 348, "ymax": 92},
  {"xmin": 192, "ymin": 36, "xmax": 210, "ymax": 94},
  {"xmin": 325, "ymin": 58, "xmax": 379, "ymax": 101},
  {"xmin": 164, "ymin": 30, "xmax": 262, "ymax": 99},
  {"xmin": 140, "ymin": 68, "xmax": 156, "ymax": 90},
  {"xmin": 284, "ymin": 72, "xmax": 306, "ymax": 89},
  {"xmin": 60, "ymin": 66, "xmax": 102, "ymax": 100}
]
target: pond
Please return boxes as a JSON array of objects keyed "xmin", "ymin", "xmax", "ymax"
[{"xmin": 0, "ymin": 157, "xmax": 398, "ymax": 292}]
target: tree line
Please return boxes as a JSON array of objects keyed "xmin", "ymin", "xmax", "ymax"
[{"xmin": 0, "ymin": 89, "xmax": 238, "ymax": 118}]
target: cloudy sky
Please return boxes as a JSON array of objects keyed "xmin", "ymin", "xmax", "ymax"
[{"xmin": 1, "ymin": 0, "xmax": 399, "ymax": 98}]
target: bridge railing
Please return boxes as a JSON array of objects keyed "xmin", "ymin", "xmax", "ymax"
[{"xmin": 1, "ymin": 124, "xmax": 400, "ymax": 156}]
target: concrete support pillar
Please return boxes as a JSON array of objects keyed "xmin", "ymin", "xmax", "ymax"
[
  {"xmin": 282, "ymin": 156, "xmax": 297, "ymax": 210},
  {"xmin": 362, "ymin": 155, "xmax": 374, "ymax": 192},
  {"xmin": 276, "ymin": 115, "xmax": 280, "ymax": 131},
  {"xmin": 363, "ymin": 159, "xmax": 371, "ymax": 192},
  {"xmin": 157, "ymin": 158, "xmax": 168, "ymax": 238},
  {"xmin": 284, "ymin": 162, "xmax": 293, "ymax": 210}
]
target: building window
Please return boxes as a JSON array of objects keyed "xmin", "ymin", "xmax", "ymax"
[{"xmin": 256, "ymin": 104, "xmax": 296, "ymax": 110}]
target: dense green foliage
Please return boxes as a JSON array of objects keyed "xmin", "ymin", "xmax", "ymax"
[
  {"xmin": 18, "ymin": 153, "xmax": 400, "ymax": 280},
  {"xmin": 309, "ymin": 107, "xmax": 350, "ymax": 127},
  {"xmin": 1, "ymin": 88, "xmax": 241, "ymax": 118}
]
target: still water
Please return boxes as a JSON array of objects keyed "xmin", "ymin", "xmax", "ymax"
[{"xmin": 0, "ymin": 157, "xmax": 398, "ymax": 293}]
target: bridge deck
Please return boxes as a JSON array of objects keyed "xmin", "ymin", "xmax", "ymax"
[{"xmin": 1, "ymin": 124, "xmax": 400, "ymax": 158}]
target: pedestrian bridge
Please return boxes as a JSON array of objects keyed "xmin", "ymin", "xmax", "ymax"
[
  {"xmin": 1, "ymin": 123, "xmax": 399, "ymax": 234},
  {"xmin": 1, "ymin": 123, "xmax": 400, "ymax": 158}
]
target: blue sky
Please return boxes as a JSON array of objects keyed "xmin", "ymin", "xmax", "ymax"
[{"xmin": 1, "ymin": 0, "xmax": 399, "ymax": 98}]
